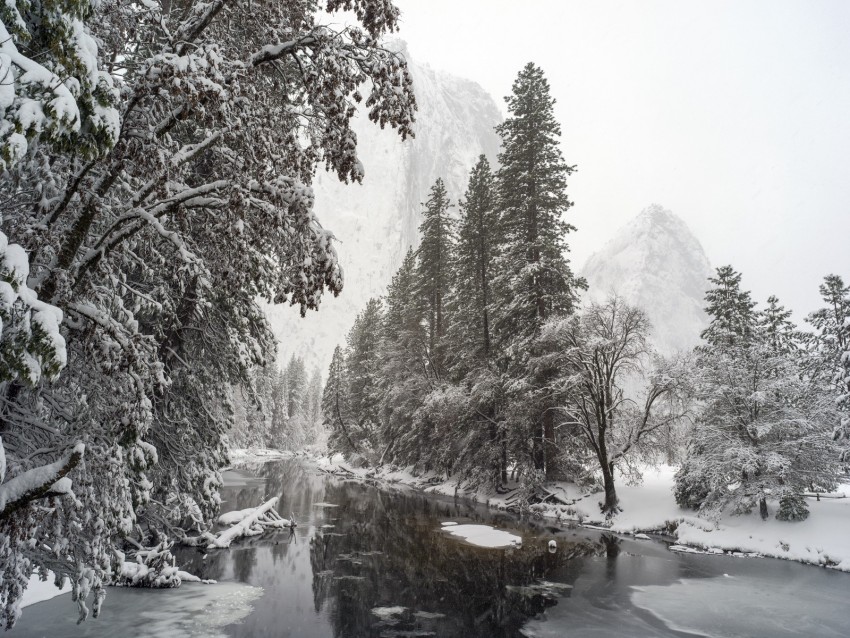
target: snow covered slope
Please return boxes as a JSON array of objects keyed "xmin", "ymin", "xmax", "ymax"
[
  {"xmin": 263, "ymin": 45, "xmax": 502, "ymax": 373},
  {"xmin": 581, "ymin": 204, "xmax": 713, "ymax": 354}
]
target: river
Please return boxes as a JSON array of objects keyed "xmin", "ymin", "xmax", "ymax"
[{"xmin": 9, "ymin": 458, "xmax": 850, "ymax": 637}]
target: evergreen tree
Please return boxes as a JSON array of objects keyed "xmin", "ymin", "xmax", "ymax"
[
  {"xmin": 758, "ymin": 295, "xmax": 799, "ymax": 355},
  {"xmin": 379, "ymin": 249, "xmax": 431, "ymax": 466},
  {"xmin": 345, "ymin": 298, "xmax": 384, "ymax": 453},
  {"xmin": 305, "ymin": 367, "xmax": 323, "ymax": 443},
  {"xmin": 323, "ymin": 346, "xmax": 356, "ymax": 454},
  {"xmin": 284, "ymin": 356, "xmax": 307, "ymax": 423},
  {"xmin": 677, "ymin": 276, "xmax": 840, "ymax": 519},
  {"xmin": 700, "ymin": 265, "xmax": 758, "ymax": 346},
  {"xmin": 415, "ymin": 178, "xmax": 454, "ymax": 379},
  {"xmin": 445, "ymin": 155, "xmax": 498, "ymax": 377},
  {"xmin": 491, "ymin": 63, "xmax": 584, "ymax": 476},
  {"xmin": 806, "ymin": 275, "xmax": 850, "ymax": 460}
]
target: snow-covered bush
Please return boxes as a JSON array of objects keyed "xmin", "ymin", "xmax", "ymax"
[{"xmin": 776, "ymin": 491, "xmax": 809, "ymax": 522}]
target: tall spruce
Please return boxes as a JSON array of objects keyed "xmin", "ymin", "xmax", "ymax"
[
  {"xmin": 758, "ymin": 295, "xmax": 798, "ymax": 354},
  {"xmin": 445, "ymin": 156, "xmax": 497, "ymax": 377},
  {"xmin": 345, "ymin": 298, "xmax": 384, "ymax": 451},
  {"xmin": 379, "ymin": 249, "xmax": 430, "ymax": 464},
  {"xmin": 807, "ymin": 275, "xmax": 850, "ymax": 460},
  {"xmin": 323, "ymin": 345, "xmax": 357, "ymax": 454},
  {"xmin": 492, "ymin": 63, "xmax": 584, "ymax": 476},
  {"xmin": 415, "ymin": 178, "xmax": 454, "ymax": 379},
  {"xmin": 700, "ymin": 265, "xmax": 757, "ymax": 346}
]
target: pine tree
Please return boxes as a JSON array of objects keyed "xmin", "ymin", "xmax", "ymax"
[
  {"xmin": 304, "ymin": 367, "xmax": 323, "ymax": 445},
  {"xmin": 379, "ymin": 249, "xmax": 431, "ymax": 466},
  {"xmin": 491, "ymin": 63, "xmax": 584, "ymax": 477},
  {"xmin": 758, "ymin": 295, "xmax": 798, "ymax": 355},
  {"xmin": 806, "ymin": 275, "xmax": 850, "ymax": 461},
  {"xmin": 677, "ymin": 274, "xmax": 840, "ymax": 519},
  {"xmin": 445, "ymin": 155, "xmax": 497, "ymax": 377},
  {"xmin": 323, "ymin": 345, "xmax": 356, "ymax": 454},
  {"xmin": 284, "ymin": 356, "xmax": 307, "ymax": 422},
  {"xmin": 415, "ymin": 178, "xmax": 454, "ymax": 379},
  {"xmin": 701, "ymin": 265, "xmax": 758, "ymax": 347},
  {"xmin": 345, "ymin": 298, "xmax": 384, "ymax": 454}
]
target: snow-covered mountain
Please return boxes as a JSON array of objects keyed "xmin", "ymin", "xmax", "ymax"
[
  {"xmin": 263, "ymin": 45, "xmax": 502, "ymax": 373},
  {"xmin": 581, "ymin": 204, "xmax": 713, "ymax": 354}
]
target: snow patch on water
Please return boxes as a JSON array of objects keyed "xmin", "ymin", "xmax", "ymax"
[
  {"xmin": 439, "ymin": 524, "xmax": 521, "ymax": 549},
  {"xmin": 371, "ymin": 606, "xmax": 407, "ymax": 620}
]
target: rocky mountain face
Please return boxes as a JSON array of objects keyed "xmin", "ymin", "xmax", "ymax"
[
  {"xmin": 263, "ymin": 46, "xmax": 503, "ymax": 373},
  {"xmin": 581, "ymin": 204, "xmax": 714, "ymax": 354}
]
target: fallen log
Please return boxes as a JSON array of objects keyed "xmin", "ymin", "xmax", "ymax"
[{"xmin": 205, "ymin": 497, "xmax": 296, "ymax": 549}]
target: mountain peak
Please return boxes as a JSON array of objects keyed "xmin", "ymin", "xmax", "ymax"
[{"xmin": 581, "ymin": 205, "xmax": 713, "ymax": 354}]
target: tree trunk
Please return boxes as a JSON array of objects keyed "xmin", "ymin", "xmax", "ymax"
[
  {"xmin": 600, "ymin": 462, "xmax": 619, "ymax": 516},
  {"xmin": 543, "ymin": 409, "xmax": 556, "ymax": 479},
  {"xmin": 532, "ymin": 421, "xmax": 544, "ymax": 471},
  {"xmin": 759, "ymin": 497, "xmax": 768, "ymax": 520},
  {"xmin": 500, "ymin": 431, "xmax": 508, "ymax": 485}
]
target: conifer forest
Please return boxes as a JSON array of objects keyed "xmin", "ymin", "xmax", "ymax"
[{"xmin": 0, "ymin": 1, "xmax": 848, "ymax": 636}]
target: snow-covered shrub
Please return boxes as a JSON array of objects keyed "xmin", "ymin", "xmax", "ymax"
[
  {"xmin": 776, "ymin": 492, "xmax": 809, "ymax": 522},
  {"xmin": 673, "ymin": 463, "xmax": 711, "ymax": 510}
]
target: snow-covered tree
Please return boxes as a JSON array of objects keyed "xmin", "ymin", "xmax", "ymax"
[
  {"xmin": 378, "ymin": 249, "xmax": 431, "ymax": 467},
  {"xmin": 445, "ymin": 155, "xmax": 497, "ymax": 378},
  {"xmin": 0, "ymin": 0, "xmax": 118, "ymax": 168},
  {"xmin": 323, "ymin": 345, "xmax": 356, "ymax": 454},
  {"xmin": 700, "ymin": 265, "xmax": 757, "ymax": 346},
  {"xmin": 491, "ymin": 63, "xmax": 584, "ymax": 476},
  {"xmin": 0, "ymin": 0, "xmax": 416, "ymax": 625},
  {"xmin": 806, "ymin": 275, "xmax": 850, "ymax": 461},
  {"xmin": 344, "ymin": 298, "xmax": 384, "ymax": 454},
  {"xmin": 415, "ymin": 178, "xmax": 454, "ymax": 379},
  {"xmin": 676, "ymin": 276, "xmax": 840, "ymax": 520},
  {"xmin": 759, "ymin": 295, "xmax": 799, "ymax": 355}
]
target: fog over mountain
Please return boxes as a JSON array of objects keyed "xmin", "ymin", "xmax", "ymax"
[
  {"xmin": 263, "ymin": 44, "xmax": 502, "ymax": 372},
  {"xmin": 581, "ymin": 204, "xmax": 713, "ymax": 354}
]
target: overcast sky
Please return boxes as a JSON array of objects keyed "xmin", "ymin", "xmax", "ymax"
[{"xmin": 391, "ymin": 0, "xmax": 850, "ymax": 319}]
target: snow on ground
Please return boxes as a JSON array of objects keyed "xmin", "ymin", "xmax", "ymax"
[
  {"xmin": 20, "ymin": 572, "xmax": 71, "ymax": 608},
  {"xmin": 439, "ymin": 522, "xmax": 522, "ymax": 549},
  {"xmin": 313, "ymin": 453, "xmax": 850, "ymax": 571}
]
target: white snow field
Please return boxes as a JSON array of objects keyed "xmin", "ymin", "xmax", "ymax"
[{"xmin": 20, "ymin": 572, "xmax": 71, "ymax": 608}]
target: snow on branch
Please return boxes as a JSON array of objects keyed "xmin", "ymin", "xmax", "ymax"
[
  {"xmin": 0, "ymin": 442, "xmax": 84, "ymax": 520},
  {"xmin": 248, "ymin": 36, "xmax": 318, "ymax": 67}
]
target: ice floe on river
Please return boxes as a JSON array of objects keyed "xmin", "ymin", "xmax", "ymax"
[{"xmin": 439, "ymin": 522, "xmax": 522, "ymax": 548}]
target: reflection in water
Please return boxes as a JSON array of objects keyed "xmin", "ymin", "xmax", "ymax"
[
  {"xmin": 307, "ymin": 480, "xmax": 601, "ymax": 637},
  {"xmin": 10, "ymin": 459, "xmax": 850, "ymax": 638},
  {"xmin": 191, "ymin": 460, "xmax": 605, "ymax": 638}
]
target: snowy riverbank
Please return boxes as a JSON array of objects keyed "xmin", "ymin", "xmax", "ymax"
[{"xmin": 307, "ymin": 453, "xmax": 850, "ymax": 572}]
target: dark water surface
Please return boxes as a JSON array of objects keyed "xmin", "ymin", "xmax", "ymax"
[{"xmin": 10, "ymin": 459, "xmax": 850, "ymax": 637}]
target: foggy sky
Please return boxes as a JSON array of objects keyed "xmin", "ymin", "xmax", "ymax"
[{"xmin": 392, "ymin": 0, "xmax": 850, "ymax": 319}]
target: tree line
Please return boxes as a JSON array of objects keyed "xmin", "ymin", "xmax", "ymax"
[
  {"xmin": 323, "ymin": 64, "xmax": 850, "ymax": 523},
  {"xmin": 231, "ymin": 356, "xmax": 324, "ymax": 451}
]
